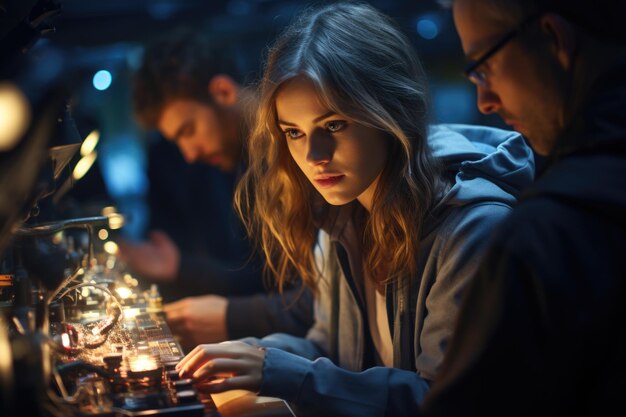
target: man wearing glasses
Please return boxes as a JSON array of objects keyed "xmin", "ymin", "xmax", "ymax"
[{"xmin": 416, "ymin": 1, "xmax": 626, "ymax": 416}]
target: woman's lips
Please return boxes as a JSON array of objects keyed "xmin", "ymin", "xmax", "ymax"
[{"xmin": 314, "ymin": 174, "xmax": 345, "ymax": 188}]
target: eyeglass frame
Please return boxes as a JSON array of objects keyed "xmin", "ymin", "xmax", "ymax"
[{"xmin": 463, "ymin": 13, "xmax": 541, "ymax": 87}]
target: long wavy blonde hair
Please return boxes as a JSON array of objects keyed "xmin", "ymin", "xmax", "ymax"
[{"xmin": 235, "ymin": 2, "xmax": 442, "ymax": 293}]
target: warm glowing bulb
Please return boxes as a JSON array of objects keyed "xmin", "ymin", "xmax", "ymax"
[
  {"xmin": 61, "ymin": 333, "xmax": 71, "ymax": 348},
  {"xmin": 52, "ymin": 231, "xmax": 64, "ymax": 245},
  {"xmin": 72, "ymin": 151, "xmax": 97, "ymax": 180},
  {"xmin": 0, "ymin": 82, "xmax": 31, "ymax": 151},
  {"xmin": 102, "ymin": 206, "xmax": 117, "ymax": 216},
  {"xmin": 98, "ymin": 229, "xmax": 109, "ymax": 240},
  {"xmin": 81, "ymin": 129, "xmax": 99, "ymax": 156},
  {"xmin": 115, "ymin": 286, "xmax": 132, "ymax": 300},
  {"xmin": 130, "ymin": 355, "xmax": 158, "ymax": 372},
  {"xmin": 103, "ymin": 241, "xmax": 119, "ymax": 255},
  {"xmin": 107, "ymin": 213, "xmax": 125, "ymax": 230},
  {"xmin": 106, "ymin": 257, "xmax": 115, "ymax": 269}
]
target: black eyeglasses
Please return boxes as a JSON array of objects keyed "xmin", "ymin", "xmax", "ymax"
[{"xmin": 464, "ymin": 13, "xmax": 540, "ymax": 87}]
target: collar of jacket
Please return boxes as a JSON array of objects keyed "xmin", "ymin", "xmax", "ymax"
[
  {"xmin": 545, "ymin": 56, "xmax": 626, "ymax": 169},
  {"xmin": 318, "ymin": 201, "xmax": 417, "ymax": 370}
]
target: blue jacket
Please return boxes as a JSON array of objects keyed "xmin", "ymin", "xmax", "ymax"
[{"xmin": 251, "ymin": 124, "xmax": 535, "ymax": 417}]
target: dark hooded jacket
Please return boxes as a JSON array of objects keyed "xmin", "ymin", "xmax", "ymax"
[{"xmin": 421, "ymin": 61, "xmax": 626, "ymax": 417}]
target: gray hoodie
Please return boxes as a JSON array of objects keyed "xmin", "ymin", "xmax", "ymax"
[{"xmin": 253, "ymin": 124, "xmax": 535, "ymax": 417}]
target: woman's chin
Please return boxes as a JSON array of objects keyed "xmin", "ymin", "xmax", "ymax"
[{"xmin": 320, "ymin": 193, "xmax": 354, "ymax": 206}]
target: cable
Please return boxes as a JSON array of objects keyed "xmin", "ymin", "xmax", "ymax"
[{"xmin": 53, "ymin": 282, "xmax": 124, "ymax": 350}]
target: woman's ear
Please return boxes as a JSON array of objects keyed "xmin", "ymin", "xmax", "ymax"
[
  {"xmin": 208, "ymin": 74, "xmax": 239, "ymax": 106},
  {"xmin": 540, "ymin": 13, "xmax": 578, "ymax": 70}
]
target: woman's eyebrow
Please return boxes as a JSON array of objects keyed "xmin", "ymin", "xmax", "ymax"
[{"xmin": 278, "ymin": 111, "xmax": 338, "ymax": 127}]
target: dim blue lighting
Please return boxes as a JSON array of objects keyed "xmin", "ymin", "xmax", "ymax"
[
  {"xmin": 417, "ymin": 19, "xmax": 439, "ymax": 40},
  {"xmin": 93, "ymin": 70, "xmax": 112, "ymax": 91},
  {"xmin": 148, "ymin": 3, "xmax": 179, "ymax": 20}
]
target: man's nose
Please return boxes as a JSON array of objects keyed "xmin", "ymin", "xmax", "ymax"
[
  {"xmin": 476, "ymin": 84, "xmax": 502, "ymax": 115},
  {"xmin": 179, "ymin": 143, "xmax": 199, "ymax": 163}
]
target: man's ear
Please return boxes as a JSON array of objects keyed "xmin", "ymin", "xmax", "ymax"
[
  {"xmin": 540, "ymin": 13, "xmax": 578, "ymax": 70},
  {"xmin": 208, "ymin": 74, "xmax": 239, "ymax": 106}
]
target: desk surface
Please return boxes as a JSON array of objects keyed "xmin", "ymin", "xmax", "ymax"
[{"xmin": 211, "ymin": 390, "xmax": 296, "ymax": 417}]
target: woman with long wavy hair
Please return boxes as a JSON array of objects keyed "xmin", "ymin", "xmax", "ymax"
[{"xmin": 175, "ymin": 2, "xmax": 534, "ymax": 416}]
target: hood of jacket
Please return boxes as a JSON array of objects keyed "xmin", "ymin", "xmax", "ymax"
[
  {"xmin": 429, "ymin": 123, "xmax": 535, "ymax": 210},
  {"xmin": 317, "ymin": 123, "xmax": 535, "ymax": 239}
]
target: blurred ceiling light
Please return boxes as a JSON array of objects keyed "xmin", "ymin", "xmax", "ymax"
[
  {"xmin": 417, "ymin": 18, "xmax": 439, "ymax": 40},
  {"xmin": 81, "ymin": 129, "xmax": 99, "ymax": 156},
  {"xmin": 92, "ymin": 70, "xmax": 112, "ymax": 91},
  {"xmin": 103, "ymin": 241, "xmax": 118, "ymax": 255},
  {"xmin": 72, "ymin": 151, "xmax": 97, "ymax": 180},
  {"xmin": 0, "ymin": 82, "xmax": 31, "ymax": 151}
]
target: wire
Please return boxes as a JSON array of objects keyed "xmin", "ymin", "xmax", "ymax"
[
  {"xmin": 54, "ymin": 282, "xmax": 121, "ymax": 310},
  {"xmin": 53, "ymin": 282, "xmax": 124, "ymax": 350},
  {"xmin": 47, "ymin": 261, "xmax": 85, "ymax": 306}
]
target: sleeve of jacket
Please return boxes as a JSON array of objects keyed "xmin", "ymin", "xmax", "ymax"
[
  {"xmin": 415, "ymin": 201, "xmax": 513, "ymax": 381},
  {"xmin": 419, "ymin": 234, "xmax": 541, "ymax": 417},
  {"xmin": 259, "ymin": 348, "xmax": 430, "ymax": 417},
  {"xmin": 419, "ymin": 198, "xmax": 624, "ymax": 417},
  {"xmin": 226, "ymin": 285, "xmax": 315, "ymax": 340},
  {"xmin": 176, "ymin": 253, "xmax": 266, "ymax": 296}
]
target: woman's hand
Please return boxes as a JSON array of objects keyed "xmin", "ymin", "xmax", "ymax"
[{"xmin": 176, "ymin": 341, "xmax": 266, "ymax": 393}]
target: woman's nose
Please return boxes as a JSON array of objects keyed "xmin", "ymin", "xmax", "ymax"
[{"xmin": 306, "ymin": 129, "xmax": 334, "ymax": 166}]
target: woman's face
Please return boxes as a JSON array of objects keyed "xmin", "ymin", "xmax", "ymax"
[{"xmin": 275, "ymin": 76, "xmax": 388, "ymax": 211}]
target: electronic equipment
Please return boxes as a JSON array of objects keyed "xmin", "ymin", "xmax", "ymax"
[
  {"xmin": 52, "ymin": 294, "xmax": 218, "ymax": 417},
  {"xmin": 0, "ymin": 3, "xmax": 295, "ymax": 414},
  {"xmin": 0, "ymin": 212, "xmax": 219, "ymax": 417},
  {"xmin": 2, "ymin": 215, "xmax": 295, "ymax": 417}
]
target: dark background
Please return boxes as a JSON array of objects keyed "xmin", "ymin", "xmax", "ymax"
[{"xmin": 10, "ymin": 0, "xmax": 509, "ymax": 238}]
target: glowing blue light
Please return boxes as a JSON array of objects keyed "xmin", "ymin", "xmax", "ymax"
[
  {"xmin": 93, "ymin": 70, "xmax": 112, "ymax": 91},
  {"xmin": 417, "ymin": 19, "xmax": 439, "ymax": 40}
]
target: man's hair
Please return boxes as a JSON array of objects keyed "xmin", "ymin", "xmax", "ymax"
[
  {"xmin": 133, "ymin": 28, "xmax": 240, "ymax": 129},
  {"xmin": 440, "ymin": 0, "xmax": 626, "ymax": 43}
]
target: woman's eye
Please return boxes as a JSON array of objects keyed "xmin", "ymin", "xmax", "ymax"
[
  {"xmin": 284, "ymin": 129, "xmax": 304, "ymax": 140},
  {"xmin": 326, "ymin": 120, "xmax": 347, "ymax": 132}
]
